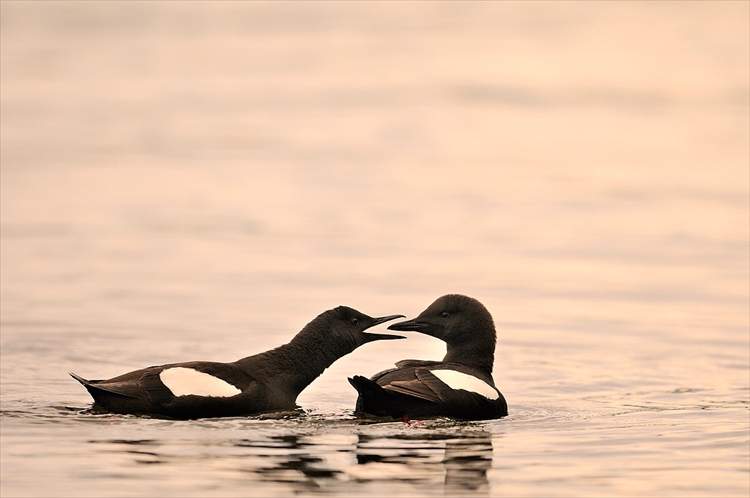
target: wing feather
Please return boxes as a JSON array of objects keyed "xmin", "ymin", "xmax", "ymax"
[
  {"xmin": 382, "ymin": 378, "xmax": 440, "ymax": 403},
  {"xmin": 394, "ymin": 359, "xmax": 440, "ymax": 369}
]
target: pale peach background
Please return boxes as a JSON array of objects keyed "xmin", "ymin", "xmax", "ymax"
[{"xmin": 2, "ymin": 2, "xmax": 748, "ymax": 497}]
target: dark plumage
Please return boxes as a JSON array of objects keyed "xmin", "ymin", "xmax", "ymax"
[
  {"xmin": 71, "ymin": 306, "xmax": 404, "ymax": 419},
  {"xmin": 349, "ymin": 294, "xmax": 508, "ymax": 420}
]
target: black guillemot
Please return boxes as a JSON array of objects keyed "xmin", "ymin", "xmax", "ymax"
[
  {"xmin": 348, "ymin": 294, "xmax": 508, "ymax": 420},
  {"xmin": 71, "ymin": 306, "xmax": 404, "ymax": 419}
]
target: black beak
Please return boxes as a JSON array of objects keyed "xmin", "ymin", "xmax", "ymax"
[
  {"xmin": 372, "ymin": 314, "xmax": 405, "ymax": 327},
  {"xmin": 363, "ymin": 314, "xmax": 406, "ymax": 342},
  {"xmin": 387, "ymin": 318, "xmax": 428, "ymax": 332}
]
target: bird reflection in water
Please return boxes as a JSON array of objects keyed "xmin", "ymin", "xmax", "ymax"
[
  {"xmin": 91, "ymin": 429, "xmax": 494, "ymax": 495},
  {"xmin": 351, "ymin": 432, "xmax": 493, "ymax": 495},
  {"xmin": 247, "ymin": 430, "xmax": 493, "ymax": 494},
  {"xmin": 442, "ymin": 436, "xmax": 493, "ymax": 494}
]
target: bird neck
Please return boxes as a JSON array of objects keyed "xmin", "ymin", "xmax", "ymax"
[
  {"xmin": 442, "ymin": 343, "xmax": 495, "ymax": 377},
  {"xmin": 239, "ymin": 329, "xmax": 357, "ymax": 397}
]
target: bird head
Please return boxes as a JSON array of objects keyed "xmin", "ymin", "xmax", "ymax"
[{"xmin": 387, "ymin": 294, "xmax": 495, "ymax": 349}]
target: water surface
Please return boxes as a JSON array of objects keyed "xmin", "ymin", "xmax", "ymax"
[{"xmin": 1, "ymin": 2, "xmax": 748, "ymax": 497}]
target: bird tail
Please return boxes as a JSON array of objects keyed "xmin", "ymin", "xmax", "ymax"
[
  {"xmin": 69, "ymin": 372, "xmax": 138, "ymax": 399},
  {"xmin": 69, "ymin": 372, "xmax": 92, "ymax": 386},
  {"xmin": 348, "ymin": 375, "xmax": 394, "ymax": 415},
  {"xmin": 347, "ymin": 375, "xmax": 384, "ymax": 396},
  {"xmin": 349, "ymin": 375, "xmax": 418, "ymax": 420}
]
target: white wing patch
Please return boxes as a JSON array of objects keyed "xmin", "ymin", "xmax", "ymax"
[
  {"xmin": 431, "ymin": 370, "xmax": 499, "ymax": 400},
  {"xmin": 160, "ymin": 367, "xmax": 241, "ymax": 397}
]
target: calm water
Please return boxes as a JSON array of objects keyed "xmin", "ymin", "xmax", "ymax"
[{"xmin": 1, "ymin": 2, "xmax": 748, "ymax": 497}]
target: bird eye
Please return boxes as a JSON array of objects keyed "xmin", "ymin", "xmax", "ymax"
[
  {"xmin": 351, "ymin": 318, "xmax": 358, "ymax": 325},
  {"xmin": 441, "ymin": 312, "xmax": 449, "ymax": 318}
]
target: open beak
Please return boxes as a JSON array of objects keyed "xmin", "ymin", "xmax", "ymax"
[{"xmin": 363, "ymin": 314, "xmax": 406, "ymax": 342}]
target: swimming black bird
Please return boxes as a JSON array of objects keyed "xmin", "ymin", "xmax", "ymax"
[
  {"xmin": 348, "ymin": 294, "xmax": 507, "ymax": 420},
  {"xmin": 70, "ymin": 306, "xmax": 404, "ymax": 419}
]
